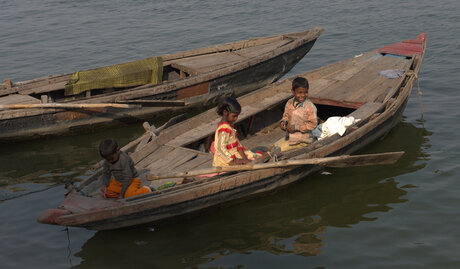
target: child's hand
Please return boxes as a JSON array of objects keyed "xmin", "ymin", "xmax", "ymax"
[
  {"xmin": 280, "ymin": 121, "xmax": 287, "ymax": 131},
  {"xmin": 287, "ymin": 124, "xmax": 296, "ymax": 133}
]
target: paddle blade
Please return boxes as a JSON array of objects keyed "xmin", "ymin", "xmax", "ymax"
[{"xmin": 322, "ymin": 151, "xmax": 405, "ymax": 167}]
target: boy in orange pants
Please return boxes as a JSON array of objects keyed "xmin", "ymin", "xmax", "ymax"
[{"xmin": 99, "ymin": 138, "xmax": 151, "ymax": 199}]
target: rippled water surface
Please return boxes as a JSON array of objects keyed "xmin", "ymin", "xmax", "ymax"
[{"xmin": 1, "ymin": 0, "xmax": 459, "ymax": 268}]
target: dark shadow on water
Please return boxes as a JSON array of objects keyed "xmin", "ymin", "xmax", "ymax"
[{"xmin": 71, "ymin": 120, "xmax": 431, "ymax": 268}]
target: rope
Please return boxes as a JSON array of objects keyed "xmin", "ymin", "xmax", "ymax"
[
  {"xmin": 63, "ymin": 227, "xmax": 74, "ymax": 267},
  {"xmin": 416, "ymin": 74, "xmax": 424, "ymax": 119},
  {"xmin": 407, "ymin": 72, "xmax": 424, "ymax": 119},
  {"xmin": 0, "ymin": 179, "xmax": 84, "ymax": 202},
  {"xmin": 0, "ymin": 182, "xmax": 63, "ymax": 202}
]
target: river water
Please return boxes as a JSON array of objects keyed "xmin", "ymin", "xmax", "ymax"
[{"xmin": 1, "ymin": 0, "xmax": 459, "ymax": 268}]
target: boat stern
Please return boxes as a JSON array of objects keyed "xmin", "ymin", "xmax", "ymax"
[{"xmin": 37, "ymin": 208, "xmax": 72, "ymax": 225}]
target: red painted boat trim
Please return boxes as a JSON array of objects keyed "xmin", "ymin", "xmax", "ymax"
[
  {"xmin": 378, "ymin": 33, "xmax": 426, "ymax": 57},
  {"xmin": 37, "ymin": 208, "xmax": 72, "ymax": 225}
]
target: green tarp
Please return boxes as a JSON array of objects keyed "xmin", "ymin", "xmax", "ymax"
[{"xmin": 64, "ymin": 57, "xmax": 163, "ymax": 96}]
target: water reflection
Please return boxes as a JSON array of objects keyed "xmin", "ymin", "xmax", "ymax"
[{"xmin": 72, "ymin": 120, "xmax": 431, "ymax": 268}]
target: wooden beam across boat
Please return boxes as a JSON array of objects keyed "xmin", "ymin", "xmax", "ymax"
[
  {"xmin": 0, "ymin": 103, "xmax": 139, "ymax": 110},
  {"xmin": 147, "ymin": 151, "xmax": 405, "ymax": 180},
  {"xmin": 114, "ymin": 99, "xmax": 186, "ymax": 107}
]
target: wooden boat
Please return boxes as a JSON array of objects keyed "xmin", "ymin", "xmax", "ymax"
[
  {"xmin": 38, "ymin": 33, "xmax": 426, "ymax": 230},
  {"xmin": 0, "ymin": 27, "xmax": 323, "ymax": 142}
]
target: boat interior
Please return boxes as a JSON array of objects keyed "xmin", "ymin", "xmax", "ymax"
[{"xmin": 75, "ymin": 50, "xmax": 416, "ymax": 204}]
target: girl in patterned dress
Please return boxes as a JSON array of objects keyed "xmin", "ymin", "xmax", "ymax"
[{"xmin": 212, "ymin": 97, "xmax": 261, "ymax": 167}]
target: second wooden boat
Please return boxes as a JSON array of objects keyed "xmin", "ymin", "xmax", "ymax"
[
  {"xmin": 0, "ymin": 27, "xmax": 323, "ymax": 142},
  {"xmin": 38, "ymin": 33, "xmax": 426, "ymax": 230}
]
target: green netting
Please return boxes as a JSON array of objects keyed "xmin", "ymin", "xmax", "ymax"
[{"xmin": 64, "ymin": 57, "xmax": 163, "ymax": 96}]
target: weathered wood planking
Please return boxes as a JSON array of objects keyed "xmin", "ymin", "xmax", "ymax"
[
  {"xmin": 242, "ymin": 126, "xmax": 285, "ymax": 150},
  {"xmin": 190, "ymin": 159, "xmax": 213, "ymax": 171},
  {"xmin": 0, "ymin": 74, "xmax": 71, "ymax": 97},
  {"xmin": 306, "ymin": 51, "xmax": 377, "ymax": 82},
  {"xmin": 164, "ymin": 151, "xmax": 200, "ymax": 172},
  {"xmin": 171, "ymin": 51, "xmax": 246, "ymax": 74},
  {"xmin": 130, "ymin": 139, "xmax": 161, "ymax": 165},
  {"xmin": 317, "ymin": 56, "xmax": 410, "ymax": 104},
  {"xmin": 231, "ymin": 39, "xmax": 292, "ymax": 58},
  {"xmin": 137, "ymin": 145, "xmax": 176, "ymax": 169},
  {"xmin": 348, "ymin": 102, "xmax": 383, "ymax": 120},
  {"xmin": 173, "ymin": 154, "xmax": 213, "ymax": 173},
  {"xmin": 350, "ymin": 58, "xmax": 413, "ymax": 103},
  {"xmin": 146, "ymin": 147, "xmax": 194, "ymax": 172},
  {"xmin": 0, "ymin": 94, "xmax": 40, "ymax": 105}
]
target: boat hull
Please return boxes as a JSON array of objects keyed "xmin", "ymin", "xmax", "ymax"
[
  {"xmin": 0, "ymin": 39, "xmax": 317, "ymax": 142},
  {"xmin": 61, "ymin": 90, "xmax": 411, "ymax": 230}
]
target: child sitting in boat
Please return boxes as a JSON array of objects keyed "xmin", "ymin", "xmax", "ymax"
[
  {"xmin": 277, "ymin": 76, "xmax": 317, "ymax": 151},
  {"xmin": 212, "ymin": 97, "xmax": 262, "ymax": 167},
  {"xmin": 99, "ymin": 138, "xmax": 151, "ymax": 199}
]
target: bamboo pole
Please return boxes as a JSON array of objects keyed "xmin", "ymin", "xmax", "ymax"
[
  {"xmin": 146, "ymin": 151, "xmax": 404, "ymax": 180},
  {"xmin": 115, "ymin": 100, "xmax": 186, "ymax": 107},
  {"xmin": 0, "ymin": 103, "xmax": 139, "ymax": 110}
]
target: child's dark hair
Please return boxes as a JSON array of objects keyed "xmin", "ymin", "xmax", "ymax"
[
  {"xmin": 216, "ymin": 96, "xmax": 241, "ymax": 116},
  {"xmin": 292, "ymin": 77, "xmax": 309, "ymax": 92},
  {"xmin": 99, "ymin": 138, "xmax": 118, "ymax": 158}
]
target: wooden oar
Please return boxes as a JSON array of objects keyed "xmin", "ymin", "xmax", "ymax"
[
  {"xmin": 0, "ymin": 99, "xmax": 186, "ymax": 110},
  {"xmin": 0, "ymin": 103, "xmax": 139, "ymax": 110},
  {"xmin": 147, "ymin": 151, "xmax": 404, "ymax": 180},
  {"xmin": 115, "ymin": 99, "xmax": 186, "ymax": 107}
]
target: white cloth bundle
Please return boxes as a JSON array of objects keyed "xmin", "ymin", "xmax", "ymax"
[{"xmin": 312, "ymin": 116, "xmax": 359, "ymax": 140}]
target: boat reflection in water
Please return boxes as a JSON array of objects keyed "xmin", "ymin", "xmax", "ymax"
[{"xmin": 72, "ymin": 120, "xmax": 430, "ymax": 268}]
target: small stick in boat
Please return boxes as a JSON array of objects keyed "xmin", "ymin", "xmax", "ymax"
[
  {"xmin": 146, "ymin": 151, "xmax": 404, "ymax": 180},
  {"xmin": 115, "ymin": 99, "xmax": 186, "ymax": 107},
  {"xmin": 0, "ymin": 103, "xmax": 140, "ymax": 110}
]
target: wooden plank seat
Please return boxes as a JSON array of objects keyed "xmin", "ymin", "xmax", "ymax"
[
  {"xmin": 137, "ymin": 144, "xmax": 211, "ymax": 173},
  {"xmin": 139, "ymin": 146, "xmax": 213, "ymax": 190},
  {"xmin": 241, "ymin": 125, "xmax": 285, "ymax": 150},
  {"xmin": 349, "ymin": 102, "xmax": 383, "ymax": 120},
  {"xmin": 231, "ymin": 39, "xmax": 292, "ymax": 58},
  {"xmin": 0, "ymin": 94, "xmax": 40, "ymax": 105},
  {"xmin": 167, "ymin": 38, "xmax": 291, "ymax": 76},
  {"xmin": 169, "ymin": 51, "xmax": 246, "ymax": 75},
  {"xmin": 308, "ymin": 55, "xmax": 412, "ymax": 106}
]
